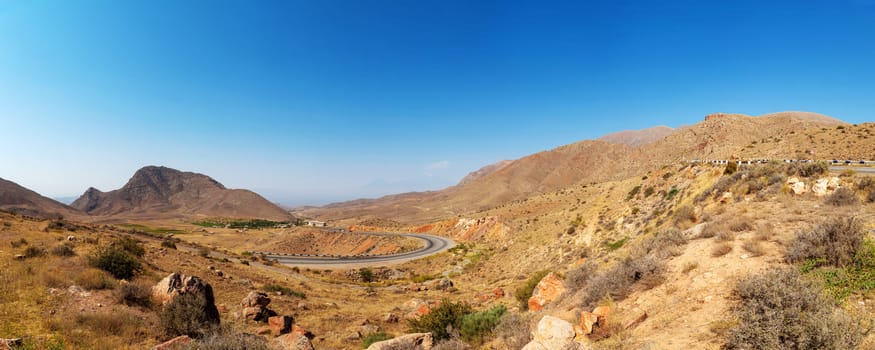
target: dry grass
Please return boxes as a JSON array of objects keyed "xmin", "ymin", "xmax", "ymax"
[
  {"xmin": 711, "ymin": 242, "xmax": 733, "ymax": 257},
  {"xmin": 825, "ymin": 187, "xmax": 860, "ymax": 206},
  {"xmin": 741, "ymin": 240, "xmax": 765, "ymax": 257},
  {"xmin": 682, "ymin": 261, "xmax": 699, "ymax": 274}
]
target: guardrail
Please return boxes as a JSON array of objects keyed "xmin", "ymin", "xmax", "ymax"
[{"xmin": 688, "ymin": 159, "xmax": 875, "ymax": 165}]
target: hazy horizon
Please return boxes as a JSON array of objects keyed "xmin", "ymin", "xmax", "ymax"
[{"xmin": 3, "ymin": 0, "xmax": 874, "ymax": 206}]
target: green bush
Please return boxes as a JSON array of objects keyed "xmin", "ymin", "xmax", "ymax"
[
  {"xmin": 159, "ymin": 293, "xmax": 221, "ymax": 338},
  {"xmin": 262, "ymin": 284, "xmax": 306, "ymax": 299},
  {"xmin": 407, "ymin": 299, "xmax": 472, "ymax": 340},
  {"xmin": 358, "ymin": 268, "xmax": 375, "ymax": 282},
  {"xmin": 725, "ymin": 268, "xmax": 861, "ymax": 349},
  {"xmin": 460, "ymin": 305, "xmax": 506, "ymax": 343},
  {"xmin": 514, "ymin": 270, "xmax": 550, "ymax": 310},
  {"xmin": 362, "ymin": 332, "xmax": 392, "ymax": 348},
  {"xmin": 786, "ymin": 216, "xmax": 864, "ymax": 267},
  {"xmin": 89, "ymin": 246, "xmax": 142, "ymax": 280},
  {"xmin": 114, "ymin": 236, "xmax": 145, "ymax": 257}
]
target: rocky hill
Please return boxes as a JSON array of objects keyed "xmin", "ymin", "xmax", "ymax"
[
  {"xmin": 598, "ymin": 125, "xmax": 676, "ymax": 147},
  {"xmin": 71, "ymin": 166, "xmax": 291, "ymax": 221},
  {"xmin": 299, "ymin": 111, "xmax": 855, "ymax": 223},
  {"xmin": 0, "ymin": 177, "xmax": 82, "ymax": 219},
  {"xmin": 457, "ymin": 160, "xmax": 512, "ymax": 186}
]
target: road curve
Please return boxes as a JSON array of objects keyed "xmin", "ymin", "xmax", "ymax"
[{"xmin": 262, "ymin": 232, "xmax": 455, "ymax": 268}]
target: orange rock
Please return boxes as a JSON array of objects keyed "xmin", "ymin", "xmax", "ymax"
[
  {"xmin": 592, "ymin": 305, "xmax": 611, "ymax": 318},
  {"xmin": 527, "ymin": 272, "xmax": 566, "ymax": 312},
  {"xmin": 269, "ymin": 315, "xmax": 294, "ymax": 336},
  {"xmin": 492, "ymin": 288, "xmax": 505, "ymax": 298},
  {"xmin": 579, "ymin": 311, "xmax": 599, "ymax": 334}
]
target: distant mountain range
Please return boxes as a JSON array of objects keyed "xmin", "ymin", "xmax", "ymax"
[
  {"xmin": 297, "ymin": 111, "xmax": 853, "ymax": 223},
  {"xmin": 1, "ymin": 166, "xmax": 291, "ymax": 222}
]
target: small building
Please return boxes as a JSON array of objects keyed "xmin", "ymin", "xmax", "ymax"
[{"xmin": 306, "ymin": 220, "xmax": 327, "ymax": 227}]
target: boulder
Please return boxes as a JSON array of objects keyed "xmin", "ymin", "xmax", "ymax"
[
  {"xmin": 152, "ymin": 272, "xmax": 217, "ymax": 306},
  {"xmin": 0, "ymin": 339, "xmax": 23, "ymax": 350},
  {"xmin": 812, "ymin": 178, "xmax": 829, "ymax": 196},
  {"xmin": 151, "ymin": 273, "xmax": 220, "ymax": 327},
  {"xmin": 366, "ymin": 333, "xmax": 433, "ymax": 350},
  {"xmin": 271, "ymin": 333, "xmax": 314, "ymax": 350},
  {"xmin": 719, "ymin": 191, "xmax": 733, "ymax": 203},
  {"xmin": 791, "ymin": 181, "xmax": 807, "ymax": 195},
  {"xmin": 827, "ymin": 176, "xmax": 841, "ymax": 190},
  {"xmin": 382, "ymin": 313, "xmax": 400, "ymax": 323},
  {"xmin": 242, "ymin": 291, "xmax": 272, "ymax": 308},
  {"xmin": 152, "ymin": 335, "xmax": 192, "ymax": 350},
  {"xmin": 527, "ymin": 272, "xmax": 566, "ymax": 312},
  {"xmin": 579, "ymin": 311, "xmax": 599, "ymax": 334},
  {"xmin": 269, "ymin": 315, "xmax": 294, "ymax": 336},
  {"xmin": 522, "ymin": 316, "xmax": 587, "ymax": 350}
]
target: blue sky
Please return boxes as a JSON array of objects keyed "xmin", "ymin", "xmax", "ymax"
[{"xmin": 1, "ymin": 0, "xmax": 874, "ymax": 206}]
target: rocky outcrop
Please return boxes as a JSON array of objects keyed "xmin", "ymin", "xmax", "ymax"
[
  {"xmin": 271, "ymin": 325, "xmax": 314, "ymax": 350},
  {"xmin": 528, "ymin": 272, "xmax": 565, "ymax": 312},
  {"xmin": 152, "ymin": 335, "xmax": 192, "ymax": 350},
  {"xmin": 242, "ymin": 291, "xmax": 278, "ymax": 323},
  {"xmin": 522, "ymin": 316, "xmax": 588, "ymax": 350},
  {"xmin": 787, "ymin": 177, "xmax": 807, "ymax": 195},
  {"xmin": 812, "ymin": 176, "xmax": 841, "ymax": 196},
  {"xmin": 366, "ymin": 333, "xmax": 433, "ymax": 350},
  {"xmin": 269, "ymin": 315, "xmax": 294, "ymax": 336},
  {"xmin": 151, "ymin": 273, "xmax": 220, "ymax": 327}
]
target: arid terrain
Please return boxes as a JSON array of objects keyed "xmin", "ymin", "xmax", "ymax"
[{"xmin": 2, "ymin": 111, "xmax": 875, "ymax": 349}]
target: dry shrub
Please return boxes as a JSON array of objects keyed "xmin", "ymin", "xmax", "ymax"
[
  {"xmin": 493, "ymin": 312, "xmax": 532, "ymax": 350},
  {"xmin": 682, "ymin": 261, "xmax": 698, "ymax": 274},
  {"xmin": 716, "ymin": 230, "xmax": 736, "ymax": 242},
  {"xmin": 868, "ymin": 190, "xmax": 875, "ymax": 203},
  {"xmin": 564, "ymin": 260, "xmax": 597, "ymax": 291},
  {"xmin": 160, "ymin": 293, "xmax": 221, "ymax": 339},
  {"xmin": 23, "ymin": 246, "xmax": 46, "ymax": 258},
  {"xmin": 754, "ymin": 223, "xmax": 774, "ymax": 241},
  {"xmin": 725, "ymin": 268, "xmax": 861, "ymax": 349},
  {"xmin": 432, "ymin": 339, "xmax": 469, "ymax": 350},
  {"xmin": 786, "ymin": 216, "xmax": 863, "ymax": 267},
  {"xmin": 189, "ymin": 327, "xmax": 269, "ymax": 350},
  {"xmin": 825, "ymin": 187, "xmax": 859, "ymax": 206},
  {"xmin": 582, "ymin": 255, "xmax": 665, "ymax": 308},
  {"xmin": 673, "ymin": 205, "xmax": 697, "ymax": 227},
  {"xmin": 636, "ymin": 229, "xmax": 687, "ymax": 258},
  {"xmin": 727, "ymin": 218, "xmax": 753, "ymax": 232},
  {"xmin": 697, "ymin": 223, "xmax": 724, "ymax": 239},
  {"xmin": 858, "ymin": 177, "xmax": 875, "ymax": 192},
  {"xmin": 115, "ymin": 281, "xmax": 152, "ymax": 308},
  {"xmin": 711, "ymin": 242, "xmax": 732, "ymax": 257},
  {"xmin": 741, "ymin": 240, "xmax": 765, "ymax": 257},
  {"xmin": 74, "ymin": 268, "xmax": 116, "ymax": 290},
  {"xmin": 50, "ymin": 243, "xmax": 75, "ymax": 257}
]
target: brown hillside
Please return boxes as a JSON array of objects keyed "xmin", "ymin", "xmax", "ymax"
[
  {"xmin": 598, "ymin": 125, "xmax": 676, "ymax": 147},
  {"xmin": 300, "ymin": 111, "xmax": 861, "ymax": 223},
  {"xmin": 71, "ymin": 166, "xmax": 291, "ymax": 221},
  {"xmin": 0, "ymin": 177, "xmax": 83, "ymax": 219},
  {"xmin": 457, "ymin": 160, "xmax": 512, "ymax": 186}
]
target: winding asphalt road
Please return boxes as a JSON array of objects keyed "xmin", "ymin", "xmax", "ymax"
[{"xmin": 261, "ymin": 232, "xmax": 455, "ymax": 268}]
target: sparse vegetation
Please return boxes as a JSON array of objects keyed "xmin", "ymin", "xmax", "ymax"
[
  {"xmin": 582, "ymin": 254, "xmax": 665, "ymax": 308},
  {"xmin": 115, "ymin": 281, "xmax": 153, "ymax": 307},
  {"xmin": 358, "ymin": 267, "xmax": 375, "ymax": 283},
  {"xmin": 407, "ymin": 299, "xmax": 472, "ymax": 340},
  {"xmin": 711, "ymin": 242, "xmax": 732, "ymax": 257},
  {"xmin": 825, "ymin": 187, "xmax": 859, "ymax": 206},
  {"xmin": 23, "ymin": 245, "xmax": 46, "ymax": 258},
  {"xmin": 161, "ymin": 240, "xmax": 177, "ymax": 249},
  {"xmin": 786, "ymin": 216, "xmax": 863, "ymax": 267},
  {"xmin": 725, "ymin": 268, "xmax": 861, "ymax": 349},
  {"xmin": 74, "ymin": 268, "xmax": 116, "ymax": 290},
  {"xmin": 493, "ymin": 312, "xmax": 532, "ymax": 349},
  {"xmin": 192, "ymin": 219, "xmax": 291, "ymax": 229},
  {"xmin": 89, "ymin": 245, "xmax": 142, "ymax": 280},
  {"xmin": 459, "ymin": 305, "xmax": 506, "ymax": 343},
  {"xmin": 514, "ymin": 270, "xmax": 550, "ymax": 310},
  {"xmin": 741, "ymin": 240, "xmax": 764, "ymax": 257},
  {"xmin": 50, "ymin": 243, "xmax": 75, "ymax": 257},
  {"xmin": 159, "ymin": 293, "xmax": 220, "ymax": 338},
  {"xmin": 362, "ymin": 332, "xmax": 392, "ymax": 348},
  {"xmin": 262, "ymin": 284, "xmax": 306, "ymax": 299}
]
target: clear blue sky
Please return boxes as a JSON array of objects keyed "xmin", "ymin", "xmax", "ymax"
[{"xmin": 1, "ymin": 0, "xmax": 874, "ymax": 206}]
